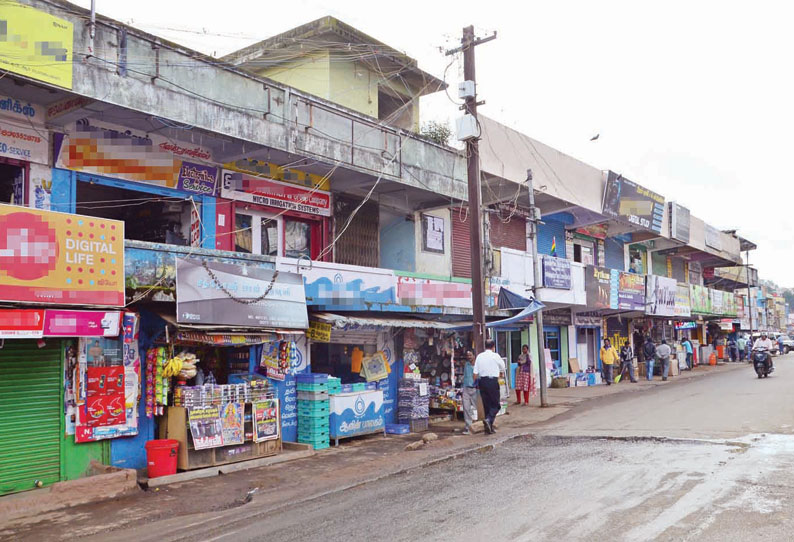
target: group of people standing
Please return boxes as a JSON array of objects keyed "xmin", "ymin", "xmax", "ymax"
[{"xmin": 600, "ymin": 335, "xmax": 695, "ymax": 385}]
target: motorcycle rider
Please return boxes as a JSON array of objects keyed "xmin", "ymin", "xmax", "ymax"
[{"xmin": 752, "ymin": 333, "xmax": 775, "ymax": 371}]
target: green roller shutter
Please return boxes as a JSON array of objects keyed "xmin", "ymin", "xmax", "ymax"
[{"xmin": 0, "ymin": 340, "xmax": 62, "ymax": 496}]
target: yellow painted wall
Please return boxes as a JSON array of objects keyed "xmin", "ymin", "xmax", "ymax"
[
  {"xmin": 329, "ymin": 56, "xmax": 378, "ymax": 118},
  {"xmin": 260, "ymin": 51, "xmax": 331, "ymax": 101}
]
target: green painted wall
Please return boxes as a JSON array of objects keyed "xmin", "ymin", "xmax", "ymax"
[
  {"xmin": 61, "ymin": 435, "xmax": 108, "ymax": 481},
  {"xmin": 526, "ymin": 322, "xmax": 540, "ymax": 375},
  {"xmin": 561, "ymin": 326, "xmax": 569, "ymax": 374},
  {"xmin": 260, "ymin": 52, "xmax": 331, "ymax": 102}
]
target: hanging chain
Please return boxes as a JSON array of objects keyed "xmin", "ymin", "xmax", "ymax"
[{"xmin": 201, "ymin": 260, "xmax": 280, "ymax": 305}]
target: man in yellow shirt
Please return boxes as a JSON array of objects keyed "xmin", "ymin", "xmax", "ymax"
[{"xmin": 600, "ymin": 338, "xmax": 619, "ymax": 385}]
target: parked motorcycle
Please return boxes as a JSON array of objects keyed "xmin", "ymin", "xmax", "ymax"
[{"xmin": 752, "ymin": 347, "xmax": 773, "ymax": 378}]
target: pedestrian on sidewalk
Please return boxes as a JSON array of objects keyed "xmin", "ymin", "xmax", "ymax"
[
  {"xmin": 600, "ymin": 338, "xmax": 618, "ymax": 385},
  {"xmin": 643, "ymin": 336, "xmax": 657, "ymax": 380},
  {"xmin": 737, "ymin": 335, "xmax": 746, "ymax": 362},
  {"xmin": 473, "ymin": 339, "xmax": 505, "ymax": 435},
  {"xmin": 778, "ymin": 335, "xmax": 785, "ymax": 355},
  {"xmin": 461, "ymin": 350, "xmax": 477, "ymax": 435},
  {"xmin": 619, "ymin": 340, "xmax": 638, "ymax": 383},
  {"xmin": 514, "ymin": 344, "xmax": 533, "ymax": 405},
  {"xmin": 682, "ymin": 337, "xmax": 694, "ymax": 369},
  {"xmin": 727, "ymin": 336, "xmax": 738, "ymax": 362},
  {"xmin": 657, "ymin": 339, "xmax": 672, "ymax": 381}
]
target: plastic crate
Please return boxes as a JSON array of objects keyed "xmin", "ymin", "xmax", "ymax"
[
  {"xmin": 352, "ymin": 383, "xmax": 366, "ymax": 392},
  {"xmin": 298, "ymin": 417, "xmax": 329, "ymax": 430},
  {"xmin": 297, "ymin": 403, "xmax": 330, "ymax": 417},
  {"xmin": 297, "ymin": 382, "xmax": 329, "ymax": 393},
  {"xmin": 296, "ymin": 373, "xmax": 329, "ymax": 384},
  {"xmin": 298, "ymin": 430, "xmax": 329, "ymax": 442},
  {"xmin": 365, "ymin": 382, "xmax": 377, "ymax": 391},
  {"xmin": 297, "ymin": 390, "xmax": 330, "ymax": 401},
  {"xmin": 340, "ymin": 384, "xmax": 354, "ymax": 393},
  {"xmin": 297, "ymin": 399, "xmax": 330, "ymax": 411},
  {"xmin": 409, "ymin": 418, "xmax": 429, "ymax": 432},
  {"xmin": 306, "ymin": 440, "xmax": 330, "ymax": 450},
  {"xmin": 385, "ymin": 423, "xmax": 410, "ymax": 435}
]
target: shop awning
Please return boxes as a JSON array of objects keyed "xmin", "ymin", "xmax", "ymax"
[
  {"xmin": 311, "ymin": 312, "xmax": 459, "ymax": 330},
  {"xmin": 448, "ymin": 293, "xmax": 546, "ymax": 331},
  {"xmin": 158, "ymin": 312, "xmax": 304, "ymax": 337}
]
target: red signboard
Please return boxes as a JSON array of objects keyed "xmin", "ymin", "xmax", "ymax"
[
  {"xmin": 0, "ymin": 308, "xmax": 45, "ymax": 338},
  {"xmin": 221, "ymin": 170, "xmax": 331, "ymax": 217}
]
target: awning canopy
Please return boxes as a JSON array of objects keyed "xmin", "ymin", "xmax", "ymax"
[
  {"xmin": 158, "ymin": 312, "xmax": 304, "ymax": 335},
  {"xmin": 449, "ymin": 291, "xmax": 545, "ymax": 331},
  {"xmin": 311, "ymin": 312, "xmax": 459, "ymax": 331}
]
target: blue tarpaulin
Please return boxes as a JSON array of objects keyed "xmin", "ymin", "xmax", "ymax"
[{"xmin": 449, "ymin": 288, "xmax": 545, "ymax": 331}]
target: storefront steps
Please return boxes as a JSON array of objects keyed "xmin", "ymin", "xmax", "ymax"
[
  {"xmin": 141, "ymin": 443, "xmax": 315, "ymax": 489},
  {"xmin": 0, "ymin": 462, "xmax": 139, "ymax": 523}
]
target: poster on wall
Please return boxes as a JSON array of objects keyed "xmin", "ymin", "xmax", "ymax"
[
  {"xmin": 674, "ymin": 284, "xmax": 692, "ymax": 318},
  {"xmin": 253, "ymin": 399, "xmax": 280, "ymax": 442},
  {"xmin": 602, "ymin": 171, "xmax": 665, "ymax": 234},
  {"xmin": 421, "ymin": 213, "xmax": 445, "ymax": 253},
  {"xmin": 0, "ymin": 205, "xmax": 125, "ymax": 306},
  {"xmin": 188, "ymin": 405, "xmax": 224, "ymax": 449},
  {"xmin": 542, "ymin": 256, "xmax": 572, "ymax": 289},
  {"xmin": 220, "ymin": 402, "xmax": 245, "ymax": 446},
  {"xmin": 645, "ymin": 275, "xmax": 677, "ymax": 316},
  {"xmin": 585, "ymin": 266, "xmax": 612, "ymax": 309},
  {"xmin": 616, "ymin": 272, "xmax": 645, "ymax": 311}
]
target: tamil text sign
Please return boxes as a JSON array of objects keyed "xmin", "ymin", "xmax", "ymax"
[{"xmin": 542, "ymin": 256, "xmax": 572, "ymax": 289}]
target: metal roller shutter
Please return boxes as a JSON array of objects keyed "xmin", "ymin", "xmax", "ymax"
[
  {"xmin": 490, "ymin": 216, "xmax": 526, "ymax": 251},
  {"xmin": 451, "ymin": 207, "xmax": 472, "ymax": 278},
  {"xmin": 0, "ymin": 340, "xmax": 62, "ymax": 495}
]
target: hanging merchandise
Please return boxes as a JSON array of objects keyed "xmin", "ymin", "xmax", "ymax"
[{"xmin": 260, "ymin": 340, "xmax": 294, "ymax": 381}]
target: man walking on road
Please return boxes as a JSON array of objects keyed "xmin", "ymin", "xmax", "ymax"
[
  {"xmin": 643, "ymin": 336, "xmax": 657, "ymax": 380},
  {"xmin": 473, "ymin": 339, "xmax": 505, "ymax": 435},
  {"xmin": 600, "ymin": 338, "xmax": 618, "ymax": 385},
  {"xmin": 656, "ymin": 339, "xmax": 672, "ymax": 381},
  {"xmin": 461, "ymin": 350, "xmax": 477, "ymax": 435},
  {"xmin": 737, "ymin": 335, "xmax": 746, "ymax": 362}
]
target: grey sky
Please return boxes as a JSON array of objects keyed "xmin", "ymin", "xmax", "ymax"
[{"xmin": 74, "ymin": 0, "xmax": 793, "ymax": 285}]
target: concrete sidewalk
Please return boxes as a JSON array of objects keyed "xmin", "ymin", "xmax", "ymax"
[{"xmin": 0, "ymin": 361, "xmax": 744, "ymax": 542}]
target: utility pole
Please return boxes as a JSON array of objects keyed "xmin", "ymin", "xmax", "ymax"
[
  {"xmin": 526, "ymin": 169, "xmax": 549, "ymax": 407},
  {"xmin": 746, "ymin": 250, "xmax": 754, "ymax": 346},
  {"xmin": 448, "ymin": 25, "xmax": 496, "ymax": 354}
]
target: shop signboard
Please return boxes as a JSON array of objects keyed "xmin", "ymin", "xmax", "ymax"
[
  {"xmin": 187, "ymin": 405, "xmax": 224, "ymax": 450},
  {"xmin": 329, "ymin": 390, "xmax": 385, "ymax": 440},
  {"xmin": 308, "ymin": 320, "xmax": 332, "ymax": 342},
  {"xmin": 669, "ymin": 202, "xmax": 691, "ymax": 243},
  {"xmin": 0, "ymin": 308, "xmax": 45, "ymax": 338},
  {"xmin": 674, "ymin": 284, "xmax": 692, "ymax": 318},
  {"xmin": 0, "ymin": 205, "xmax": 124, "ymax": 306},
  {"xmin": 616, "ymin": 271, "xmax": 645, "ymax": 311},
  {"xmin": 176, "ymin": 162, "xmax": 219, "ymax": 197},
  {"xmin": 675, "ymin": 321, "xmax": 697, "ymax": 330},
  {"xmin": 0, "ymin": 116, "xmax": 49, "ymax": 164},
  {"xmin": 724, "ymin": 292, "xmax": 737, "ymax": 317},
  {"xmin": 542, "ymin": 256, "xmax": 572, "ymax": 289},
  {"xmin": 585, "ymin": 266, "xmax": 612, "ymax": 309},
  {"xmin": 690, "ymin": 284, "xmax": 711, "ymax": 314},
  {"xmin": 221, "ymin": 170, "xmax": 332, "ymax": 217},
  {"xmin": 645, "ymin": 275, "xmax": 677, "ymax": 316},
  {"xmin": 543, "ymin": 308, "xmax": 572, "ymax": 326},
  {"xmin": 705, "ymin": 225, "xmax": 722, "ymax": 251},
  {"xmin": 397, "ymin": 275, "xmax": 471, "ymax": 309},
  {"xmin": 0, "ymin": 3, "xmax": 74, "ymax": 89},
  {"xmin": 285, "ymin": 260, "xmax": 396, "ymax": 309},
  {"xmin": 252, "ymin": 399, "xmax": 280, "ymax": 442},
  {"xmin": 43, "ymin": 310, "xmax": 121, "ymax": 337},
  {"xmin": 55, "ymin": 119, "xmax": 213, "ymax": 191},
  {"xmin": 711, "ymin": 289, "xmax": 725, "ymax": 315},
  {"xmin": 573, "ymin": 311, "xmax": 602, "ymax": 327},
  {"xmin": 602, "ymin": 170, "xmax": 665, "ymax": 234},
  {"xmin": 219, "ymin": 402, "xmax": 245, "ymax": 446},
  {"xmin": 176, "ymin": 257, "xmax": 308, "ymax": 329}
]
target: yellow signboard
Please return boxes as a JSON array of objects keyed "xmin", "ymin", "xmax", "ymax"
[
  {"xmin": 0, "ymin": 2, "xmax": 74, "ymax": 89},
  {"xmin": 0, "ymin": 204, "xmax": 124, "ymax": 306},
  {"xmin": 308, "ymin": 320, "xmax": 331, "ymax": 342},
  {"xmin": 224, "ymin": 159, "xmax": 331, "ymax": 191}
]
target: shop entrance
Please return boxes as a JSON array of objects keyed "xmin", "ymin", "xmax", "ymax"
[
  {"xmin": 0, "ymin": 340, "xmax": 62, "ymax": 496},
  {"xmin": 0, "ymin": 158, "xmax": 26, "ymax": 205},
  {"xmin": 76, "ymin": 181, "xmax": 197, "ymax": 245},
  {"xmin": 543, "ymin": 326, "xmax": 561, "ymax": 371},
  {"xmin": 577, "ymin": 327, "xmax": 599, "ymax": 370}
]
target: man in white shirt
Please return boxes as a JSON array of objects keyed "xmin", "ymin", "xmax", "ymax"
[
  {"xmin": 753, "ymin": 333, "xmax": 775, "ymax": 371},
  {"xmin": 473, "ymin": 338, "xmax": 506, "ymax": 434}
]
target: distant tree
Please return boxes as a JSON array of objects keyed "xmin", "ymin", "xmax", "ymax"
[
  {"xmin": 420, "ymin": 120, "xmax": 452, "ymax": 146},
  {"xmin": 783, "ymin": 290, "xmax": 794, "ymax": 308}
]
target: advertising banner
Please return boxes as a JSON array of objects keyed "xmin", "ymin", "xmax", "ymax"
[
  {"xmin": 0, "ymin": 205, "xmax": 124, "ymax": 306},
  {"xmin": 253, "ymin": 399, "xmax": 280, "ymax": 442},
  {"xmin": 0, "ymin": 2, "xmax": 74, "ymax": 89},
  {"xmin": 176, "ymin": 162, "xmax": 219, "ymax": 196},
  {"xmin": 724, "ymin": 292, "xmax": 737, "ymax": 317},
  {"xmin": 602, "ymin": 171, "xmax": 665, "ymax": 234},
  {"xmin": 188, "ymin": 405, "xmax": 224, "ymax": 450},
  {"xmin": 585, "ymin": 266, "xmax": 612, "ymax": 309},
  {"xmin": 711, "ymin": 289, "xmax": 724, "ymax": 315},
  {"xmin": 219, "ymin": 402, "xmax": 245, "ymax": 446},
  {"xmin": 674, "ymin": 283, "xmax": 692, "ymax": 318},
  {"xmin": 221, "ymin": 170, "xmax": 331, "ymax": 217},
  {"xmin": 0, "ymin": 308, "xmax": 45, "ymax": 338},
  {"xmin": 645, "ymin": 275, "xmax": 677, "ymax": 316},
  {"xmin": 308, "ymin": 320, "xmax": 332, "ymax": 342},
  {"xmin": 43, "ymin": 310, "xmax": 121, "ymax": 337},
  {"xmin": 0, "ymin": 116, "xmax": 49, "ymax": 164},
  {"xmin": 329, "ymin": 390, "xmax": 385, "ymax": 440},
  {"xmin": 690, "ymin": 284, "xmax": 711, "ymax": 314},
  {"xmin": 669, "ymin": 202, "xmax": 691, "ymax": 243},
  {"xmin": 542, "ymin": 256, "xmax": 572, "ymax": 289},
  {"xmin": 55, "ymin": 119, "xmax": 213, "ymax": 191},
  {"xmin": 176, "ymin": 257, "xmax": 308, "ymax": 329},
  {"xmin": 616, "ymin": 272, "xmax": 645, "ymax": 311}
]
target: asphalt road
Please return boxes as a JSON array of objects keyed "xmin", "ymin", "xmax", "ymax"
[{"xmin": 198, "ymin": 356, "xmax": 794, "ymax": 542}]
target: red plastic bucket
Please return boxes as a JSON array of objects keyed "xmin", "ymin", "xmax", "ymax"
[{"xmin": 144, "ymin": 439, "xmax": 179, "ymax": 478}]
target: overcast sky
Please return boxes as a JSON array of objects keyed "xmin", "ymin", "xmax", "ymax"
[{"xmin": 74, "ymin": 0, "xmax": 794, "ymax": 286}]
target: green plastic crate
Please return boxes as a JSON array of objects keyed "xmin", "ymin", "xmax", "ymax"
[
  {"xmin": 297, "ymin": 382, "xmax": 329, "ymax": 392},
  {"xmin": 298, "ymin": 416, "xmax": 329, "ymax": 430},
  {"xmin": 297, "ymin": 404, "xmax": 330, "ymax": 417},
  {"xmin": 297, "ymin": 399, "xmax": 330, "ymax": 410}
]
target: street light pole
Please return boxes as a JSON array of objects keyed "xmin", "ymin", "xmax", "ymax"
[{"xmin": 526, "ymin": 169, "xmax": 548, "ymax": 407}]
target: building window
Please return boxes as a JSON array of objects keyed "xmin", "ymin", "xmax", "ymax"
[
  {"xmin": 234, "ymin": 210, "xmax": 280, "ymax": 256},
  {"xmin": 284, "ymin": 219, "xmax": 311, "ymax": 259},
  {"xmin": 573, "ymin": 240, "xmax": 595, "ymax": 266}
]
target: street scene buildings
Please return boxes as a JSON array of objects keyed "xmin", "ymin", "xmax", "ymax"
[{"xmin": 1, "ymin": 1, "xmax": 793, "ymax": 539}]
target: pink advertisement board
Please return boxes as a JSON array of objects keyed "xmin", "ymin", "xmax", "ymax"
[{"xmin": 44, "ymin": 310, "xmax": 121, "ymax": 337}]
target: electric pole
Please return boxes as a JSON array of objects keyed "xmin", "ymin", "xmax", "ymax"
[
  {"xmin": 526, "ymin": 169, "xmax": 549, "ymax": 407},
  {"xmin": 448, "ymin": 25, "xmax": 496, "ymax": 354}
]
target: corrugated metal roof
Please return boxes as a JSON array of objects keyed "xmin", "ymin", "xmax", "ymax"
[{"xmin": 312, "ymin": 312, "xmax": 458, "ymax": 330}]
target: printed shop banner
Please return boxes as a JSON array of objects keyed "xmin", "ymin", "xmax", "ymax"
[
  {"xmin": 674, "ymin": 283, "xmax": 692, "ymax": 318},
  {"xmin": 55, "ymin": 118, "xmax": 215, "ymax": 195},
  {"xmin": 645, "ymin": 275, "xmax": 677, "ymax": 316},
  {"xmin": 176, "ymin": 256, "xmax": 309, "ymax": 329},
  {"xmin": 584, "ymin": 266, "xmax": 611, "ymax": 309},
  {"xmin": 615, "ymin": 271, "xmax": 645, "ymax": 311},
  {"xmin": 690, "ymin": 284, "xmax": 711, "ymax": 314},
  {"xmin": 602, "ymin": 170, "xmax": 665, "ymax": 234},
  {"xmin": 221, "ymin": 170, "xmax": 332, "ymax": 217},
  {"xmin": 253, "ymin": 399, "xmax": 280, "ymax": 442},
  {"xmin": 0, "ymin": 205, "xmax": 124, "ymax": 306},
  {"xmin": 0, "ymin": 2, "xmax": 74, "ymax": 89}
]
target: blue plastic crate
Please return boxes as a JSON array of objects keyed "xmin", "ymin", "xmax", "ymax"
[
  {"xmin": 365, "ymin": 382, "xmax": 377, "ymax": 390},
  {"xmin": 296, "ymin": 373, "xmax": 329, "ymax": 384},
  {"xmin": 385, "ymin": 424, "xmax": 409, "ymax": 435},
  {"xmin": 340, "ymin": 383, "xmax": 354, "ymax": 393}
]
